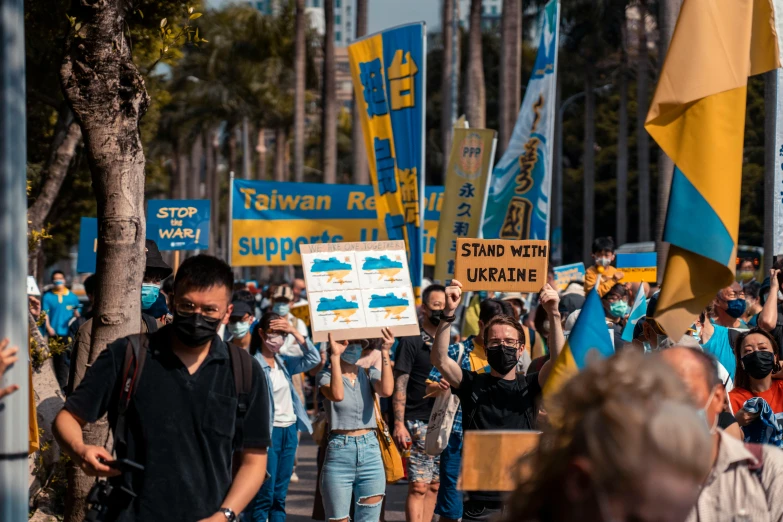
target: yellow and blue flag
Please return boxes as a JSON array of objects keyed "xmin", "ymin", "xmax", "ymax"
[
  {"xmin": 645, "ymin": 0, "xmax": 783, "ymax": 338},
  {"xmin": 543, "ymin": 287, "xmax": 614, "ymax": 398},
  {"xmin": 348, "ymin": 23, "xmax": 426, "ymax": 301},
  {"xmin": 621, "ymin": 287, "xmax": 647, "ymax": 343}
]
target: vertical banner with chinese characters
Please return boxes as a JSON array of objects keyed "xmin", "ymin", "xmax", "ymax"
[
  {"xmin": 348, "ymin": 22, "xmax": 426, "ymax": 301},
  {"xmin": 434, "ymin": 128, "xmax": 497, "ymax": 283},
  {"xmin": 482, "ymin": 0, "xmax": 560, "ymax": 242}
]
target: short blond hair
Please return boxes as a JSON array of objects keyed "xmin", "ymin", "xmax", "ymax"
[{"xmin": 506, "ymin": 350, "xmax": 712, "ymax": 520}]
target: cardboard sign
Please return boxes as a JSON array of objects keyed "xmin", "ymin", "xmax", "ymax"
[
  {"xmin": 453, "ymin": 239, "xmax": 549, "ymax": 292},
  {"xmin": 459, "ymin": 430, "xmax": 541, "ymax": 491},
  {"xmin": 148, "ymin": 199, "xmax": 210, "ymax": 251},
  {"xmin": 290, "ymin": 303, "xmax": 311, "ymax": 328},
  {"xmin": 552, "ymin": 262, "xmax": 585, "ymax": 291},
  {"xmin": 300, "ymin": 241, "xmax": 421, "ymax": 343},
  {"xmin": 616, "ymin": 252, "xmax": 657, "ymax": 283}
]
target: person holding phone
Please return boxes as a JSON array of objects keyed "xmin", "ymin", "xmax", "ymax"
[{"xmin": 318, "ymin": 330, "xmax": 394, "ymax": 522}]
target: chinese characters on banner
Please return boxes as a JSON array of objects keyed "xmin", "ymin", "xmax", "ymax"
[
  {"xmin": 348, "ymin": 22, "xmax": 426, "ymax": 302},
  {"xmin": 434, "ymin": 128, "xmax": 497, "ymax": 283},
  {"xmin": 482, "ymin": 0, "xmax": 560, "ymax": 243}
]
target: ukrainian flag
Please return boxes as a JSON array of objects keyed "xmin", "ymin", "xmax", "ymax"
[
  {"xmin": 543, "ymin": 288, "xmax": 614, "ymax": 398},
  {"xmin": 645, "ymin": 0, "xmax": 783, "ymax": 338}
]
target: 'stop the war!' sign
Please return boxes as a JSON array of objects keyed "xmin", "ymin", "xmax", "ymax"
[
  {"xmin": 453, "ymin": 239, "xmax": 550, "ymax": 292},
  {"xmin": 148, "ymin": 199, "xmax": 210, "ymax": 251}
]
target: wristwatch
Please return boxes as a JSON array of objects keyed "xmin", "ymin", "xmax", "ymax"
[
  {"xmin": 219, "ymin": 508, "xmax": 237, "ymax": 522},
  {"xmin": 439, "ymin": 314, "xmax": 456, "ymax": 323}
]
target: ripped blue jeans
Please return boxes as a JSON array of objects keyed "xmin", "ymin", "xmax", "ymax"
[{"xmin": 320, "ymin": 432, "xmax": 386, "ymax": 522}]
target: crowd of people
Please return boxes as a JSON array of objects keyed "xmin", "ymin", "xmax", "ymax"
[{"xmin": 3, "ymin": 234, "xmax": 783, "ymax": 521}]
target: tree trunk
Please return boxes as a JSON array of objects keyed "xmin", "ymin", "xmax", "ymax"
[
  {"xmin": 294, "ymin": 0, "xmax": 306, "ymax": 182},
  {"xmin": 616, "ymin": 45, "xmax": 629, "ymax": 245},
  {"xmin": 228, "ymin": 127, "xmax": 238, "ymax": 176},
  {"xmin": 637, "ymin": 0, "xmax": 651, "ymax": 241},
  {"xmin": 465, "ymin": 0, "xmax": 486, "ymax": 128},
  {"xmin": 322, "ymin": 0, "xmax": 337, "ymax": 184},
  {"xmin": 499, "ymin": 0, "xmax": 521, "ymax": 153},
  {"xmin": 441, "ymin": 0, "xmax": 456, "ymax": 172},
  {"xmin": 583, "ymin": 62, "xmax": 596, "ymax": 264},
  {"xmin": 352, "ymin": 0, "xmax": 369, "ymax": 184},
  {"xmin": 655, "ymin": 0, "xmax": 683, "ymax": 276},
  {"xmin": 190, "ymin": 133, "xmax": 203, "ymax": 199},
  {"xmin": 274, "ymin": 127, "xmax": 288, "ymax": 182},
  {"xmin": 257, "ymin": 128, "xmax": 268, "ymax": 179},
  {"xmin": 204, "ymin": 129, "xmax": 217, "ymax": 255},
  {"xmin": 176, "ymin": 138, "xmax": 189, "ymax": 200},
  {"xmin": 60, "ymin": 1, "xmax": 149, "ymax": 519}
]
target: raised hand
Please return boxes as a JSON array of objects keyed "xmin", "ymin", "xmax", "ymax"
[
  {"xmin": 328, "ymin": 333, "xmax": 348, "ymax": 357},
  {"xmin": 380, "ymin": 327, "xmax": 394, "ymax": 352},
  {"xmin": 539, "ymin": 284, "xmax": 560, "ymax": 317},
  {"xmin": 445, "ymin": 279, "xmax": 463, "ymax": 314}
]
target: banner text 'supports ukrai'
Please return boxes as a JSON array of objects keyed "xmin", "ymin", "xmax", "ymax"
[
  {"xmin": 348, "ymin": 22, "xmax": 426, "ymax": 300},
  {"xmin": 482, "ymin": 0, "xmax": 560, "ymax": 242}
]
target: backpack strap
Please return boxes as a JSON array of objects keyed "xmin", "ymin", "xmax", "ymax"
[
  {"xmin": 745, "ymin": 442, "xmax": 765, "ymax": 477},
  {"xmin": 141, "ymin": 313, "xmax": 158, "ymax": 334},
  {"xmin": 227, "ymin": 342, "xmax": 254, "ymax": 451},
  {"xmin": 116, "ymin": 334, "xmax": 149, "ymax": 452}
]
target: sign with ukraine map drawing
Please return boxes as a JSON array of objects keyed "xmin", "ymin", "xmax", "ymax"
[
  {"xmin": 482, "ymin": 0, "xmax": 560, "ymax": 241},
  {"xmin": 348, "ymin": 22, "xmax": 426, "ymax": 302},
  {"xmin": 301, "ymin": 241, "xmax": 420, "ymax": 342}
]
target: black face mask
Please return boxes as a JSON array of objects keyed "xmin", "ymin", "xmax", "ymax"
[
  {"xmin": 428, "ymin": 309, "xmax": 443, "ymax": 327},
  {"xmin": 742, "ymin": 351, "xmax": 776, "ymax": 379},
  {"xmin": 487, "ymin": 345, "xmax": 519, "ymax": 375},
  {"xmin": 172, "ymin": 312, "xmax": 220, "ymax": 347}
]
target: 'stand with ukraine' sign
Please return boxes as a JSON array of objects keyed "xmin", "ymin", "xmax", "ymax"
[{"xmin": 230, "ymin": 179, "xmax": 387, "ymax": 266}]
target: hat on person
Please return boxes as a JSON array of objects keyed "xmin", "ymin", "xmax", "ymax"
[
  {"xmin": 559, "ymin": 293, "xmax": 585, "ymax": 316},
  {"xmin": 230, "ymin": 300, "xmax": 254, "ymax": 318},
  {"xmin": 145, "ymin": 239, "xmax": 173, "ymax": 279},
  {"xmin": 272, "ymin": 285, "xmax": 294, "ymax": 302}
]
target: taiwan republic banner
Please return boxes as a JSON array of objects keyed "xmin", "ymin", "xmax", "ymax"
[
  {"xmin": 229, "ymin": 179, "xmax": 442, "ymax": 267},
  {"xmin": 435, "ymin": 128, "xmax": 497, "ymax": 283},
  {"xmin": 482, "ymin": 0, "xmax": 560, "ymax": 242},
  {"xmin": 348, "ymin": 22, "xmax": 426, "ymax": 301}
]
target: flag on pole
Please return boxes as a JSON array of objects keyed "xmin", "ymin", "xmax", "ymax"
[
  {"xmin": 621, "ymin": 288, "xmax": 647, "ymax": 343},
  {"xmin": 645, "ymin": 0, "xmax": 783, "ymax": 338},
  {"xmin": 543, "ymin": 287, "xmax": 614, "ymax": 398}
]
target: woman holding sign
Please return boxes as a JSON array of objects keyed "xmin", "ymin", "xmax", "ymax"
[{"xmin": 318, "ymin": 330, "xmax": 395, "ymax": 522}]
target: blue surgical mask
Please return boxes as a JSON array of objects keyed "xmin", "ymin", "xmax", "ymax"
[
  {"xmin": 53, "ymin": 280, "xmax": 65, "ymax": 287},
  {"xmin": 609, "ymin": 300, "xmax": 629, "ymax": 318},
  {"xmin": 725, "ymin": 298, "xmax": 747, "ymax": 319},
  {"xmin": 228, "ymin": 321, "xmax": 251, "ymax": 338},
  {"xmin": 341, "ymin": 344, "xmax": 363, "ymax": 365},
  {"xmin": 141, "ymin": 283, "xmax": 161, "ymax": 310},
  {"xmin": 273, "ymin": 303, "xmax": 290, "ymax": 316}
]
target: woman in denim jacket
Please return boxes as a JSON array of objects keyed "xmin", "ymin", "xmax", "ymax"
[
  {"xmin": 318, "ymin": 328, "xmax": 395, "ymax": 522},
  {"xmin": 246, "ymin": 312, "xmax": 321, "ymax": 522}
]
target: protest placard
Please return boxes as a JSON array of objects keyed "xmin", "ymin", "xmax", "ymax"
[
  {"xmin": 459, "ymin": 431, "xmax": 541, "ymax": 491},
  {"xmin": 290, "ymin": 303, "xmax": 310, "ymax": 328},
  {"xmin": 616, "ymin": 252, "xmax": 657, "ymax": 283},
  {"xmin": 77, "ymin": 217, "xmax": 98, "ymax": 273},
  {"xmin": 552, "ymin": 262, "xmax": 585, "ymax": 291},
  {"xmin": 301, "ymin": 241, "xmax": 421, "ymax": 342},
  {"xmin": 148, "ymin": 200, "xmax": 210, "ymax": 251},
  {"xmin": 453, "ymin": 239, "xmax": 549, "ymax": 292}
]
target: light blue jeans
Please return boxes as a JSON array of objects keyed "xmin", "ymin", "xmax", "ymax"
[{"xmin": 320, "ymin": 432, "xmax": 386, "ymax": 522}]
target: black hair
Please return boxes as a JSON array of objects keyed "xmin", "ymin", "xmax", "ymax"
[
  {"xmin": 233, "ymin": 289, "xmax": 255, "ymax": 304},
  {"xmin": 83, "ymin": 275, "xmax": 96, "ymax": 296},
  {"xmin": 422, "ymin": 284, "xmax": 446, "ymax": 307},
  {"xmin": 744, "ymin": 281, "xmax": 761, "ymax": 300},
  {"xmin": 602, "ymin": 282, "xmax": 628, "ymax": 301},
  {"xmin": 173, "ymin": 255, "xmax": 233, "ymax": 297},
  {"xmin": 250, "ymin": 312, "xmax": 282, "ymax": 355},
  {"xmin": 161, "ymin": 275, "xmax": 175, "ymax": 295},
  {"xmin": 51, "ymin": 270, "xmax": 65, "ymax": 280},
  {"xmin": 591, "ymin": 236, "xmax": 615, "ymax": 254},
  {"xmin": 479, "ymin": 298, "xmax": 507, "ymax": 324},
  {"xmin": 734, "ymin": 328, "xmax": 781, "ymax": 389}
]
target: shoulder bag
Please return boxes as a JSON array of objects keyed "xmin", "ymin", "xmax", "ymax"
[{"xmin": 425, "ymin": 342, "xmax": 465, "ymax": 456}]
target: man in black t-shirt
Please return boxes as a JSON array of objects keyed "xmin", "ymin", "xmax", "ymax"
[
  {"xmin": 53, "ymin": 255, "xmax": 271, "ymax": 522},
  {"xmin": 431, "ymin": 280, "xmax": 563, "ymax": 520},
  {"xmin": 393, "ymin": 283, "xmax": 446, "ymax": 522}
]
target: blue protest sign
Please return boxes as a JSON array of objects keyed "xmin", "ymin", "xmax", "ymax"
[
  {"xmin": 77, "ymin": 217, "xmax": 98, "ymax": 274},
  {"xmin": 147, "ymin": 199, "xmax": 210, "ymax": 251}
]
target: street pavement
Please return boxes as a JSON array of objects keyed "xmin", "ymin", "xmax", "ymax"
[{"xmin": 284, "ymin": 437, "xmax": 408, "ymax": 522}]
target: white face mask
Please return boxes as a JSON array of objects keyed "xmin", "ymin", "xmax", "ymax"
[
  {"xmin": 595, "ymin": 257, "xmax": 612, "ymax": 268},
  {"xmin": 695, "ymin": 387, "xmax": 719, "ymax": 435}
]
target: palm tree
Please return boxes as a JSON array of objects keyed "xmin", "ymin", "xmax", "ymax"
[
  {"xmin": 636, "ymin": 0, "xmax": 651, "ymax": 241},
  {"xmin": 322, "ymin": 0, "xmax": 337, "ymax": 183},
  {"xmin": 465, "ymin": 0, "xmax": 486, "ymax": 128},
  {"xmin": 499, "ymin": 0, "xmax": 521, "ymax": 152},
  {"xmin": 655, "ymin": 0, "xmax": 683, "ymax": 274},
  {"xmin": 583, "ymin": 62, "xmax": 596, "ymax": 263},
  {"xmin": 441, "ymin": 0, "xmax": 457, "ymax": 163},
  {"xmin": 294, "ymin": 0, "xmax": 306, "ymax": 182},
  {"xmin": 352, "ymin": 0, "xmax": 369, "ymax": 184},
  {"xmin": 616, "ymin": 17, "xmax": 629, "ymax": 245}
]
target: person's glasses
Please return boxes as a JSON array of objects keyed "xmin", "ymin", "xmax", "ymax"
[
  {"xmin": 486, "ymin": 339, "xmax": 522, "ymax": 349},
  {"xmin": 174, "ymin": 301, "xmax": 224, "ymax": 320}
]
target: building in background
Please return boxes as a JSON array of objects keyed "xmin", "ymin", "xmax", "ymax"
[
  {"xmin": 458, "ymin": 0, "xmax": 501, "ymax": 31},
  {"xmin": 249, "ymin": 0, "xmax": 356, "ymax": 46}
]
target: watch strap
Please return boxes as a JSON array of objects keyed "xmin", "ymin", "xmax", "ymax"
[
  {"xmin": 440, "ymin": 314, "xmax": 456, "ymax": 323},
  {"xmin": 220, "ymin": 508, "xmax": 237, "ymax": 522}
]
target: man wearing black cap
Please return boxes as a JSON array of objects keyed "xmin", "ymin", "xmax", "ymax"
[{"xmin": 228, "ymin": 300, "xmax": 255, "ymax": 352}]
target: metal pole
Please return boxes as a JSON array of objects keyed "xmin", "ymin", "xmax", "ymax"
[
  {"xmin": 764, "ymin": 69, "xmax": 783, "ymax": 272},
  {"xmin": 450, "ymin": 0, "xmax": 459, "ymax": 126},
  {"xmin": 0, "ymin": 0, "xmax": 29, "ymax": 518}
]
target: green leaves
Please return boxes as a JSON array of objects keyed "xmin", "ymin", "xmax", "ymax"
[
  {"xmin": 160, "ymin": 18, "xmax": 168, "ymax": 28},
  {"xmin": 189, "ymin": 13, "xmax": 203, "ymax": 20}
]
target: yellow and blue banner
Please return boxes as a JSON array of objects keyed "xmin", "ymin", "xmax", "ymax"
[
  {"xmin": 423, "ymin": 186, "xmax": 443, "ymax": 266},
  {"xmin": 434, "ymin": 128, "xmax": 497, "ymax": 283},
  {"xmin": 482, "ymin": 0, "xmax": 560, "ymax": 241},
  {"xmin": 147, "ymin": 199, "xmax": 210, "ymax": 251},
  {"xmin": 348, "ymin": 22, "xmax": 426, "ymax": 299},
  {"xmin": 645, "ymin": 0, "xmax": 783, "ymax": 338},
  {"xmin": 543, "ymin": 287, "xmax": 614, "ymax": 398},
  {"xmin": 616, "ymin": 253, "xmax": 657, "ymax": 284},
  {"xmin": 552, "ymin": 262, "xmax": 585, "ymax": 291}
]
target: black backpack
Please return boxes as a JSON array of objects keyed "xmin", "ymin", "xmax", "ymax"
[{"xmin": 116, "ymin": 333, "xmax": 255, "ymax": 452}]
